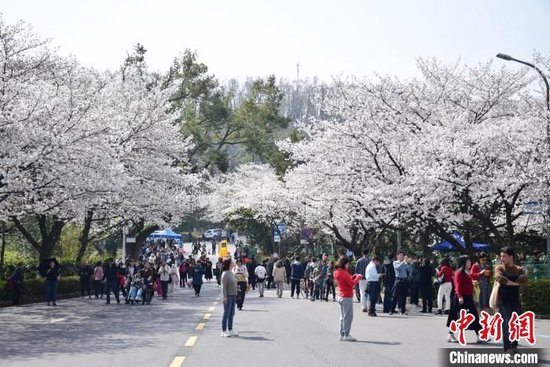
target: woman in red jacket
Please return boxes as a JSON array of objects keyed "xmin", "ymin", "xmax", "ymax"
[
  {"xmin": 446, "ymin": 255, "xmax": 483, "ymax": 343},
  {"xmin": 334, "ymin": 256, "xmax": 362, "ymax": 342}
]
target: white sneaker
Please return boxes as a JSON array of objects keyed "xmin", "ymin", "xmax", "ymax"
[
  {"xmin": 447, "ymin": 334, "xmax": 457, "ymax": 343},
  {"xmin": 228, "ymin": 330, "xmax": 239, "ymax": 337},
  {"xmin": 343, "ymin": 335, "xmax": 357, "ymax": 342},
  {"xmin": 221, "ymin": 331, "xmax": 231, "ymax": 337},
  {"xmin": 339, "ymin": 335, "xmax": 344, "ymax": 341}
]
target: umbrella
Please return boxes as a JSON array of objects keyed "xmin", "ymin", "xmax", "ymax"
[{"xmin": 38, "ymin": 258, "xmax": 60, "ymax": 277}]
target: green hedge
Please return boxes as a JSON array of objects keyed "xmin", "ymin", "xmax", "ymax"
[
  {"xmin": 1, "ymin": 256, "xmax": 114, "ymax": 280},
  {"xmin": 0, "ymin": 275, "xmax": 81, "ymax": 304},
  {"xmin": 521, "ymin": 279, "xmax": 550, "ymax": 316}
]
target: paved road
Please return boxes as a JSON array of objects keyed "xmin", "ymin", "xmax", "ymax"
[{"xmin": 1, "ymin": 279, "xmax": 549, "ymax": 367}]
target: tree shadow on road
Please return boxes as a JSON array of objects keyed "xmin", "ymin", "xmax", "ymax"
[
  {"xmin": 236, "ymin": 336, "xmax": 274, "ymax": 341},
  {"xmin": 239, "ymin": 309, "xmax": 268, "ymax": 312},
  {"xmin": 0, "ymin": 289, "xmax": 218, "ymax": 363},
  {"xmin": 354, "ymin": 340, "xmax": 401, "ymax": 345}
]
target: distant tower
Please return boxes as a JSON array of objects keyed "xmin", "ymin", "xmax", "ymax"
[{"xmin": 296, "ymin": 63, "xmax": 300, "ymax": 82}]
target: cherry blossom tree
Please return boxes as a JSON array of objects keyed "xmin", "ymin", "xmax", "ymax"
[{"xmin": 0, "ymin": 17, "xmax": 198, "ymax": 260}]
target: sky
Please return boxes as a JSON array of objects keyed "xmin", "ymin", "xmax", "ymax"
[{"xmin": 2, "ymin": 0, "xmax": 550, "ymax": 81}]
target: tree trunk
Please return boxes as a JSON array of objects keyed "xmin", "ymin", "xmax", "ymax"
[
  {"xmin": 420, "ymin": 230, "xmax": 431, "ymax": 258},
  {"xmin": 38, "ymin": 216, "xmax": 65, "ymax": 261},
  {"xmin": 130, "ymin": 222, "xmax": 159, "ymax": 260},
  {"xmin": 0, "ymin": 222, "xmax": 5, "ymax": 274},
  {"xmin": 76, "ymin": 210, "xmax": 94, "ymax": 264},
  {"xmin": 11, "ymin": 215, "xmax": 66, "ymax": 261}
]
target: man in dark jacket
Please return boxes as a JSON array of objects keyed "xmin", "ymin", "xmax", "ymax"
[
  {"xmin": 104, "ymin": 258, "xmax": 120, "ymax": 304},
  {"xmin": 78, "ymin": 260, "xmax": 93, "ymax": 299},
  {"xmin": 290, "ymin": 256, "xmax": 304, "ymax": 298},
  {"xmin": 382, "ymin": 253, "xmax": 396, "ymax": 313},
  {"xmin": 246, "ymin": 257, "xmax": 257, "ymax": 290},
  {"xmin": 266, "ymin": 258, "xmax": 275, "ymax": 289},
  {"xmin": 11, "ymin": 263, "xmax": 24, "ymax": 306},
  {"xmin": 284, "ymin": 258, "xmax": 291, "ymax": 285},
  {"xmin": 419, "ymin": 258, "xmax": 434, "ymax": 313}
]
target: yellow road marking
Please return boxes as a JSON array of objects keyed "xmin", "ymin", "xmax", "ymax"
[
  {"xmin": 208, "ymin": 306, "xmax": 215, "ymax": 311},
  {"xmin": 185, "ymin": 336, "xmax": 198, "ymax": 347},
  {"xmin": 169, "ymin": 356, "xmax": 185, "ymax": 367},
  {"xmin": 203, "ymin": 313, "xmax": 211, "ymax": 320},
  {"xmin": 195, "ymin": 322, "xmax": 205, "ymax": 330}
]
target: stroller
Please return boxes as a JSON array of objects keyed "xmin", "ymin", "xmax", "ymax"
[{"xmin": 126, "ymin": 276, "xmax": 144, "ymax": 305}]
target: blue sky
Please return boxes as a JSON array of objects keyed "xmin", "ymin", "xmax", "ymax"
[{"xmin": 2, "ymin": 0, "xmax": 549, "ymax": 81}]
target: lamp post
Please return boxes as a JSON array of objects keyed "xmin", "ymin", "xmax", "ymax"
[{"xmin": 497, "ymin": 53, "xmax": 550, "ymax": 278}]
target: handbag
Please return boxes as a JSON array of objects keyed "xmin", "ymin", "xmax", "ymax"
[
  {"xmin": 473, "ymin": 281, "xmax": 480, "ymax": 303},
  {"xmin": 489, "ymin": 281, "xmax": 500, "ymax": 310}
]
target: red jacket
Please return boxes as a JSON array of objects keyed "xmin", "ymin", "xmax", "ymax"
[
  {"xmin": 334, "ymin": 269, "xmax": 361, "ymax": 297},
  {"xmin": 437, "ymin": 265, "xmax": 453, "ymax": 283},
  {"xmin": 454, "ymin": 270, "xmax": 474, "ymax": 298}
]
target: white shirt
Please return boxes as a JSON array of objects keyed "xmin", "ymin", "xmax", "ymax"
[
  {"xmin": 233, "ymin": 265, "xmax": 249, "ymax": 278},
  {"xmin": 365, "ymin": 261, "xmax": 380, "ymax": 282},
  {"xmin": 254, "ymin": 265, "xmax": 267, "ymax": 279}
]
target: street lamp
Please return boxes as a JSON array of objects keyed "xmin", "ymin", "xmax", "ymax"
[{"xmin": 496, "ymin": 53, "xmax": 550, "ymax": 278}]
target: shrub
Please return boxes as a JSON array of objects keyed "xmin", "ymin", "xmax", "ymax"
[
  {"xmin": 0, "ymin": 275, "xmax": 81, "ymax": 303},
  {"xmin": 521, "ymin": 279, "xmax": 550, "ymax": 316}
]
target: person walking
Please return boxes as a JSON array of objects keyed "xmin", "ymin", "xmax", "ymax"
[
  {"xmin": 409, "ymin": 258, "xmax": 421, "ymax": 307},
  {"xmin": 273, "ymin": 260, "xmax": 286, "ymax": 298},
  {"xmin": 192, "ymin": 260, "xmax": 205, "ymax": 296},
  {"xmin": 187, "ymin": 259, "xmax": 195, "ymax": 288},
  {"xmin": 104, "ymin": 258, "xmax": 120, "ymax": 304},
  {"xmin": 312, "ymin": 262, "xmax": 326, "ymax": 301},
  {"xmin": 93, "ymin": 261, "xmax": 104, "ymax": 298},
  {"xmin": 179, "ymin": 260, "xmax": 187, "ymax": 288},
  {"xmin": 334, "ymin": 256, "xmax": 362, "ymax": 341},
  {"xmin": 169, "ymin": 260, "xmax": 179, "ymax": 295},
  {"xmin": 390, "ymin": 252, "xmax": 410, "ymax": 315},
  {"xmin": 494, "ymin": 247, "xmax": 528, "ymax": 353},
  {"xmin": 436, "ymin": 258, "xmax": 453, "ymax": 315},
  {"xmin": 10, "ymin": 262, "xmax": 24, "ymax": 306},
  {"xmin": 158, "ymin": 260, "xmax": 170, "ymax": 300},
  {"xmin": 419, "ymin": 258, "xmax": 434, "ymax": 313},
  {"xmin": 215, "ymin": 257, "xmax": 223, "ymax": 285},
  {"xmin": 325, "ymin": 261, "xmax": 336, "ymax": 302},
  {"xmin": 45, "ymin": 260, "xmax": 60, "ymax": 306},
  {"xmin": 246, "ymin": 257, "xmax": 257, "ymax": 291},
  {"xmin": 204, "ymin": 259, "xmax": 213, "ymax": 282},
  {"xmin": 290, "ymin": 256, "xmax": 304, "ymax": 298},
  {"xmin": 78, "ymin": 260, "xmax": 93, "ymax": 299},
  {"xmin": 470, "ymin": 253, "xmax": 491, "ymax": 312},
  {"xmin": 266, "ymin": 257, "xmax": 275, "ymax": 289},
  {"xmin": 254, "ymin": 261, "xmax": 267, "ymax": 297},
  {"xmin": 365, "ymin": 257, "xmax": 381, "ymax": 316},
  {"xmin": 355, "ymin": 249, "xmax": 370, "ymax": 312},
  {"xmin": 284, "ymin": 257, "xmax": 291, "ymax": 285},
  {"xmin": 446, "ymin": 255, "xmax": 484, "ymax": 344},
  {"xmin": 221, "ymin": 258, "xmax": 239, "ymax": 337},
  {"xmin": 233, "ymin": 259, "xmax": 248, "ymax": 310},
  {"xmin": 381, "ymin": 253, "xmax": 395, "ymax": 313}
]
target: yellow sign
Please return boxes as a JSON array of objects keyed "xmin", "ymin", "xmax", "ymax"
[{"xmin": 218, "ymin": 240, "xmax": 229, "ymax": 258}]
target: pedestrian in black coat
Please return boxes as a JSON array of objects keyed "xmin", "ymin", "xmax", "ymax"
[
  {"xmin": 381, "ymin": 253, "xmax": 396, "ymax": 313},
  {"xmin": 419, "ymin": 258, "xmax": 434, "ymax": 313},
  {"xmin": 10, "ymin": 263, "xmax": 24, "ymax": 306},
  {"xmin": 78, "ymin": 261, "xmax": 93, "ymax": 299}
]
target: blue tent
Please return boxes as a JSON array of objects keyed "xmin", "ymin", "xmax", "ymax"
[
  {"xmin": 431, "ymin": 231, "xmax": 490, "ymax": 251},
  {"xmin": 147, "ymin": 228, "xmax": 183, "ymax": 243}
]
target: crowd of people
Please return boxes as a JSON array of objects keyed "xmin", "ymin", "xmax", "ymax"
[{"xmin": 5, "ymin": 235, "xmax": 531, "ymax": 353}]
